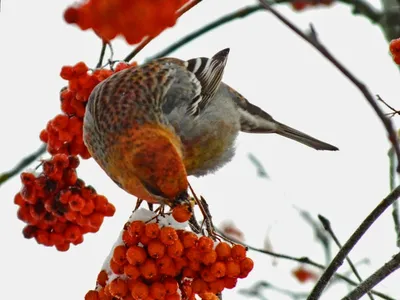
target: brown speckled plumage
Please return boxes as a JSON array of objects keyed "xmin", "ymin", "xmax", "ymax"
[{"xmin": 83, "ymin": 48, "xmax": 337, "ymax": 204}]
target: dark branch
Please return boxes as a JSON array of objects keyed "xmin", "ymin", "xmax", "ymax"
[
  {"xmin": 296, "ymin": 207, "xmax": 331, "ymax": 264},
  {"xmin": 342, "ymin": 252, "xmax": 400, "ymax": 300},
  {"xmin": 96, "ymin": 41, "xmax": 107, "ymax": 69},
  {"xmin": 377, "ymin": 95, "xmax": 400, "ymax": 118},
  {"xmin": 388, "ymin": 148, "xmax": 400, "ymax": 247},
  {"xmin": 308, "ymin": 186, "xmax": 400, "ymax": 299},
  {"xmin": 258, "ymin": 0, "xmax": 400, "ymax": 173},
  {"xmin": 318, "ymin": 215, "xmax": 374, "ymax": 300},
  {"xmin": 147, "ymin": 5, "xmax": 264, "ymax": 61},
  {"xmin": 0, "ymin": 144, "xmax": 46, "ymax": 187}
]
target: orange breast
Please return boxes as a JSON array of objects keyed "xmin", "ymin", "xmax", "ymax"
[{"xmin": 105, "ymin": 123, "xmax": 188, "ymax": 204}]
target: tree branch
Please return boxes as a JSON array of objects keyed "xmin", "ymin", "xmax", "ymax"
[
  {"xmin": 342, "ymin": 252, "xmax": 400, "ymax": 300},
  {"xmin": 96, "ymin": 40, "xmax": 107, "ymax": 69},
  {"xmin": 308, "ymin": 186, "xmax": 400, "ymax": 299},
  {"xmin": 318, "ymin": 215, "xmax": 374, "ymax": 300},
  {"xmin": 147, "ymin": 5, "xmax": 264, "ymax": 61},
  {"xmin": 258, "ymin": 0, "xmax": 400, "ymax": 173},
  {"xmin": 0, "ymin": 144, "xmax": 46, "ymax": 187},
  {"xmin": 388, "ymin": 148, "xmax": 400, "ymax": 247}
]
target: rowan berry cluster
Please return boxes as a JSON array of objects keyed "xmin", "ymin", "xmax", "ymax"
[
  {"xmin": 291, "ymin": 0, "xmax": 334, "ymax": 11},
  {"xmin": 40, "ymin": 61, "xmax": 136, "ymax": 158},
  {"xmin": 389, "ymin": 38, "xmax": 400, "ymax": 65},
  {"xmin": 85, "ymin": 209, "xmax": 254, "ymax": 300},
  {"xmin": 14, "ymin": 154, "xmax": 115, "ymax": 251},
  {"xmin": 63, "ymin": 0, "xmax": 189, "ymax": 44}
]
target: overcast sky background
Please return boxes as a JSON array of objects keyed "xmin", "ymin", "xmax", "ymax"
[{"xmin": 1, "ymin": 0, "xmax": 400, "ymax": 299}]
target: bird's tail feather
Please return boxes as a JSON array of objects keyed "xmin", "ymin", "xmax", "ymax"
[{"xmin": 275, "ymin": 122, "xmax": 338, "ymax": 151}]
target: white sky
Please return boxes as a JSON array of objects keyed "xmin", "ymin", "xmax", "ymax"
[{"xmin": 1, "ymin": 0, "xmax": 400, "ymax": 299}]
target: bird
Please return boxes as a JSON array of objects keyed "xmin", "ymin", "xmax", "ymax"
[{"xmin": 83, "ymin": 48, "xmax": 338, "ymax": 206}]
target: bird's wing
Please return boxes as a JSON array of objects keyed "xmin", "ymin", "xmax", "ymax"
[
  {"xmin": 182, "ymin": 48, "xmax": 230, "ymax": 117},
  {"xmin": 158, "ymin": 48, "xmax": 230, "ymax": 117}
]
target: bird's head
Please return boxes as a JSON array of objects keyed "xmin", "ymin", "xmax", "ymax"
[{"xmin": 105, "ymin": 123, "xmax": 189, "ymax": 206}]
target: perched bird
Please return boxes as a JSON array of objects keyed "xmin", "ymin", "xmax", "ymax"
[{"xmin": 83, "ymin": 48, "xmax": 337, "ymax": 205}]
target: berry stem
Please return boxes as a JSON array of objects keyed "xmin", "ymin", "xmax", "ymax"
[{"xmin": 96, "ymin": 40, "xmax": 108, "ymax": 69}]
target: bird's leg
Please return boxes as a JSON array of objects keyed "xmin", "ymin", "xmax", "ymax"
[
  {"xmin": 145, "ymin": 204, "xmax": 166, "ymax": 224},
  {"xmin": 154, "ymin": 204, "xmax": 166, "ymax": 216},
  {"xmin": 187, "ymin": 183, "xmax": 221, "ymax": 240},
  {"xmin": 134, "ymin": 198, "xmax": 144, "ymax": 211}
]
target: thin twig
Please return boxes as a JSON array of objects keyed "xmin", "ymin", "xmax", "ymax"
[
  {"xmin": 0, "ymin": 144, "xmax": 46, "ymax": 187},
  {"xmin": 96, "ymin": 41, "xmax": 108, "ymax": 69},
  {"xmin": 147, "ymin": 5, "xmax": 264, "ymax": 61},
  {"xmin": 308, "ymin": 186, "xmax": 400, "ymax": 299},
  {"xmin": 342, "ymin": 252, "xmax": 400, "ymax": 300},
  {"xmin": 216, "ymin": 230, "xmax": 394, "ymax": 300},
  {"xmin": 377, "ymin": 95, "xmax": 400, "ymax": 118},
  {"xmin": 258, "ymin": 0, "xmax": 400, "ymax": 173},
  {"xmin": 388, "ymin": 148, "xmax": 400, "ymax": 247},
  {"xmin": 342, "ymin": 258, "xmax": 371, "ymax": 277},
  {"xmin": 295, "ymin": 207, "xmax": 331, "ymax": 265},
  {"xmin": 240, "ymin": 281, "xmax": 308, "ymax": 300},
  {"xmin": 124, "ymin": 0, "xmax": 203, "ymax": 62},
  {"xmin": 318, "ymin": 215, "xmax": 374, "ymax": 300}
]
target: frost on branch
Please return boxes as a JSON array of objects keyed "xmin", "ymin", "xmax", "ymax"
[{"xmin": 85, "ymin": 208, "xmax": 254, "ymax": 300}]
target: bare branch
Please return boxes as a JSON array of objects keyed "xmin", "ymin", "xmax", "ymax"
[
  {"xmin": 295, "ymin": 207, "xmax": 331, "ymax": 264},
  {"xmin": 148, "ymin": 5, "xmax": 264, "ymax": 60},
  {"xmin": 0, "ymin": 144, "xmax": 46, "ymax": 187},
  {"xmin": 377, "ymin": 95, "xmax": 400, "ymax": 118},
  {"xmin": 342, "ymin": 252, "xmax": 400, "ymax": 300},
  {"xmin": 318, "ymin": 215, "xmax": 374, "ymax": 300},
  {"xmin": 388, "ymin": 148, "xmax": 400, "ymax": 247},
  {"xmin": 308, "ymin": 186, "xmax": 400, "ymax": 299},
  {"xmin": 96, "ymin": 41, "xmax": 108, "ymax": 69},
  {"xmin": 258, "ymin": 0, "xmax": 400, "ymax": 173}
]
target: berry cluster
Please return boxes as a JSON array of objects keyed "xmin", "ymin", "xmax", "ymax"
[
  {"xmin": 15, "ymin": 154, "xmax": 115, "ymax": 251},
  {"xmin": 40, "ymin": 61, "xmax": 136, "ymax": 159},
  {"xmin": 389, "ymin": 38, "xmax": 400, "ymax": 65},
  {"xmin": 85, "ymin": 209, "xmax": 254, "ymax": 300},
  {"xmin": 291, "ymin": 0, "xmax": 334, "ymax": 11},
  {"xmin": 63, "ymin": 0, "xmax": 189, "ymax": 44}
]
